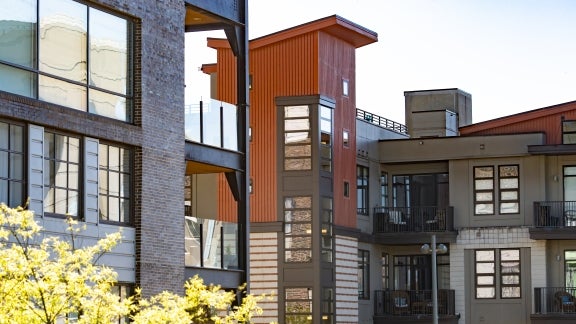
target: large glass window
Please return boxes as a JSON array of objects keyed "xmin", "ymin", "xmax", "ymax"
[
  {"xmin": 284, "ymin": 106, "xmax": 311, "ymax": 171},
  {"xmin": 0, "ymin": 0, "xmax": 133, "ymax": 122},
  {"xmin": 358, "ymin": 249, "xmax": 370, "ymax": 299},
  {"xmin": 381, "ymin": 252, "xmax": 390, "ymax": 289},
  {"xmin": 99, "ymin": 143, "xmax": 131, "ymax": 224},
  {"xmin": 43, "ymin": 132, "xmax": 80, "ymax": 217},
  {"xmin": 563, "ymin": 120, "xmax": 576, "ymax": 144},
  {"xmin": 393, "ymin": 173, "xmax": 448, "ymax": 208},
  {"xmin": 499, "ymin": 165, "xmax": 519, "ymax": 214},
  {"xmin": 320, "ymin": 105, "xmax": 332, "ymax": 172},
  {"xmin": 565, "ymin": 251, "xmax": 576, "ymax": 287},
  {"xmin": 357, "ymin": 165, "xmax": 368, "ymax": 214},
  {"xmin": 0, "ymin": 121, "xmax": 25, "ymax": 207},
  {"xmin": 474, "ymin": 165, "xmax": 520, "ymax": 215},
  {"xmin": 285, "ymin": 287, "xmax": 312, "ymax": 324},
  {"xmin": 475, "ymin": 249, "xmax": 521, "ymax": 299},
  {"xmin": 284, "ymin": 196, "xmax": 312, "ymax": 263},
  {"xmin": 474, "ymin": 166, "xmax": 495, "ymax": 215}
]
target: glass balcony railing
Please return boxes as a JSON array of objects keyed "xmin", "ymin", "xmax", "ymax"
[
  {"xmin": 184, "ymin": 215, "xmax": 238, "ymax": 270},
  {"xmin": 185, "ymin": 99, "xmax": 238, "ymax": 151}
]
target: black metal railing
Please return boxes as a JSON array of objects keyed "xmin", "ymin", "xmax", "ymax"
[
  {"xmin": 356, "ymin": 108, "xmax": 407, "ymax": 134},
  {"xmin": 373, "ymin": 206, "xmax": 454, "ymax": 233},
  {"xmin": 534, "ymin": 287, "xmax": 576, "ymax": 314},
  {"xmin": 533, "ymin": 201, "xmax": 576, "ymax": 227},
  {"xmin": 374, "ymin": 289, "xmax": 456, "ymax": 316}
]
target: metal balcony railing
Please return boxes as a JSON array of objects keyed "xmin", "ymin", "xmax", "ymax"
[
  {"xmin": 374, "ymin": 289, "xmax": 456, "ymax": 316},
  {"xmin": 534, "ymin": 287, "xmax": 576, "ymax": 314},
  {"xmin": 185, "ymin": 99, "xmax": 238, "ymax": 151},
  {"xmin": 533, "ymin": 201, "xmax": 576, "ymax": 227},
  {"xmin": 373, "ymin": 206, "xmax": 454, "ymax": 233},
  {"xmin": 356, "ymin": 108, "xmax": 407, "ymax": 134}
]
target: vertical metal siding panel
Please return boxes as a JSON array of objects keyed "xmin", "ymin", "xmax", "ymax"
[{"xmin": 318, "ymin": 33, "xmax": 357, "ymax": 228}]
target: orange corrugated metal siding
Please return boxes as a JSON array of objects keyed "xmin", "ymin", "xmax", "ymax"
[
  {"xmin": 217, "ymin": 33, "xmax": 320, "ymax": 223},
  {"xmin": 318, "ymin": 32, "xmax": 357, "ymax": 228}
]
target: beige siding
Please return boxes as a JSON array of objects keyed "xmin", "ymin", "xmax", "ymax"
[
  {"xmin": 451, "ymin": 227, "xmax": 546, "ymax": 324},
  {"xmin": 249, "ymin": 232, "xmax": 279, "ymax": 324},
  {"xmin": 335, "ymin": 235, "xmax": 359, "ymax": 323}
]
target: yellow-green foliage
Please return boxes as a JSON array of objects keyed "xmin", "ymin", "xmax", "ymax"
[{"xmin": 0, "ymin": 203, "xmax": 270, "ymax": 323}]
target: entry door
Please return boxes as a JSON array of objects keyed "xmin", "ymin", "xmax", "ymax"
[{"xmin": 466, "ymin": 248, "xmax": 531, "ymax": 324}]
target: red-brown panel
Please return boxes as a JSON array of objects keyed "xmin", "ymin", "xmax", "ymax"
[
  {"xmin": 460, "ymin": 101, "xmax": 576, "ymax": 145},
  {"xmin": 217, "ymin": 33, "xmax": 320, "ymax": 223},
  {"xmin": 318, "ymin": 32, "xmax": 358, "ymax": 228}
]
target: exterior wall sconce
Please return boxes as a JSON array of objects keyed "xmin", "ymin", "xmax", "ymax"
[{"xmin": 480, "ymin": 144, "xmax": 485, "ymax": 150}]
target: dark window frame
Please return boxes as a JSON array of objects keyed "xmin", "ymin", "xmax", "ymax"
[
  {"xmin": 357, "ymin": 165, "xmax": 369, "ymax": 215},
  {"xmin": 0, "ymin": 119, "xmax": 26, "ymax": 207},
  {"xmin": 358, "ymin": 249, "xmax": 370, "ymax": 299},
  {"xmin": 474, "ymin": 166, "xmax": 495, "ymax": 215},
  {"xmin": 98, "ymin": 141, "xmax": 133, "ymax": 225}
]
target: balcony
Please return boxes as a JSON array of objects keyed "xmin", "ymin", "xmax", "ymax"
[
  {"xmin": 373, "ymin": 206, "xmax": 457, "ymax": 244},
  {"xmin": 356, "ymin": 108, "xmax": 407, "ymax": 134},
  {"xmin": 373, "ymin": 289, "xmax": 459, "ymax": 324},
  {"xmin": 532, "ymin": 287, "xmax": 576, "ymax": 323},
  {"xmin": 530, "ymin": 201, "xmax": 576, "ymax": 239},
  {"xmin": 185, "ymin": 99, "xmax": 238, "ymax": 151}
]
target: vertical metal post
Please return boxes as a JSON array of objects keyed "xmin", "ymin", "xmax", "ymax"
[{"xmin": 432, "ymin": 234, "xmax": 438, "ymax": 324}]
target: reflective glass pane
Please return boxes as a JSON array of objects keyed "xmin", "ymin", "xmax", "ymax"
[
  {"xmin": 68, "ymin": 163, "xmax": 78, "ymax": 190},
  {"xmin": 109, "ymin": 196, "xmax": 119, "ymax": 221},
  {"xmin": 500, "ymin": 178, "xmax": 518, "ymax": 189},
  {"xmin": 44, "ymin": 187, "xmax": 54, "ymax": 213},
  {"xmin": 501, "ymin": 191, "xmax": 518, "ymax": 200},
  {"xmin": 99, "ymin": 195, "xmax": 108, "ymax": 220},
  {"xmin": 0, "ymin": 0, "xmax": 36, "ymax": 67},
  {"xmin": 285, "ymin": 249, "xmax": 311, "ymax": 263},
  {"xmin": 502, "ymin": 275, "xmax": 520, "ymax": 284},
  {"xmin": 44, "ymin": 159, "xmax": 53, "ymax": 187},
  {"xmin": 320, "ymin": 119, "xmax": 331, "ymax": 133},
  {"xmin": 9, "ymin": 153, "xmax": 23, "ymax": 180},
  {"xmin": 501, "ymin": 262, "xmax": 520, "ymax": 273},
  {"xmin": 39, "ymin": 75, "xmax": 87, "ymax": 111},
  {"xmin": 120, "ymin": 148, "xmax": 130, "ymax": 172},
  {"xmin": 320, "ymin": 105, "xmax": 331, "ymax": 119},
  {"xmin": 475, "ymin": 179, "xmax": 493, "ymax": 190},
  {"xmin": 475, "ymin": 167, "xmax": 493, "ymax": 178},
  {"xmin": 475, "ymin": 203, "xmax": 494, "ymax": 214},
  {"xmin": 565, "ymin": 166, "xmax": 576, "ymax": 176},
  {"xmin": 99, "ymin": 144, "xmax": 108, "ymax": 167},
  {"xmin": 476, "ymin": 287, "xmax": 495, "ymax": 298},
  {"xmin": 285, "ymin": 210, "xmax": 312, "ymax": 222},
  {"xmin": 109, "ymin": 145, "xmax": 120, "ymax": 171},
  {"xmin": 54, "ymin": 161, "xmax": 67, "ymax": 187},
  {"xmin": 285, "ymin": 145, "xmax": 311, "ymax": 157},
  {"xmin": 120, "ymin": 198, "xmax": 129, "ymax": 223},
  {"xmin": 10, "ymin": 181, "xmax": 23, "ymax": 207},
  {"xmin": 501, "ymin": 287, "xmax": 520, "ymax": 298},
  {"xmin": 285, "ymin": 132, "xmax": 310, "ymax": 144},
  {"xmin": 0, "ymin": 122, "xmax": 7, "ymax": 149},
  {"xmin": 285, "ymin": 119, "xmax": 310, "ymax": 131},
  {"xmin": 284, "ymin": 105, "xmax": 308, "ymax": 118},
  {"xmin": 54, "ymin": 134, "xmax": 67, "ymax": 160},
  {"xmin": 476, "ymin": 250, "xmax": 495, "ymax": 262},
  {"xmin": 476, "ymin": 192, "xmax": 493, "ymax": 202},
  {"xmin": 566, "ymin": 250, "xmax": 576, "ymax": 260},
  {"xmin": 500, "ymin": 202, "xmax": 519, "ymax": 214},
  {"xmin": 477, "ymin": 275, "xmax": 494, "ymax": 285},
  {"xmin": 89, "ymin": 8, "xmax": 127, "ymax": 94},
  {"xmin": 0, "ymin": 151, "xmax": 7, "ymax": 177},
  {"xmin": 285, "ymin": 223, "xmax": 311, "ymax": 235},
  {"xmin": 109, "ymin": 171, "xmax": 120, "ymax": 196},
  {"xmin": 89, "ymin": 88, "xmax": 127, "ymax": 121},
  {"xmin": 501, "ymin": 249, "xmax": 520, "ymax": 261},
  {"xmin": 284, "ymin": 196, "xmax": 312, "ymax": 209},
  {"xmin": 10, "ymin": 125, "xmax": 23, "ymax": 152},
  {"xmin": 285, "ymin": 158, "xmax": 311, "ymax": 170},
  {"xmin": 564, "ymin": 121, "xmax": 576, "ymax": 133},
  {"xmin": 120, "ymin": 173, "xmax": 130, "ymax": 197},
  {"xmin": 0, "ymin": 64, "xmax": 36, "ymax": 98},
  {"xmin": 54, "ymin": 188, "xmax": 67, "ymax": 214},
  {"xmin": 285, "ymin": 236, "xmax": 311, "ymax": 249},
  {"xmin": 184, "ymin": 217, "xmax": 201, "ymax": 267},
  {"xmin": 499, "ymin": 165, "xmax": 518, "ymax": 177},
  {"xmin": 39, "ymin": 0, "xmax": 87, "ymax": 82},
  {"xmin": 68, "ymin": 137, "xmax": 80, "ymax": 163},
  {"xmin": 68, "ymin": 190, "xmax": 78, "ymax": 216},
  {"xmin": 0, "ymin": 179, "xmax": 6, "ymax": 203},
  {"xmin": 99, "ymin": 170, "xmax": 108, "ymax": 195}
]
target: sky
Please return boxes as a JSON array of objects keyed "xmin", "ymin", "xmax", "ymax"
[{"xmin": 185, "ymin": 0, "xmax": 576, "ymax": 124}]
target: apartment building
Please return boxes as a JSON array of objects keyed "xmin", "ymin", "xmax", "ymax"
[
  {"xmin": 205, "ymin": 12, "xmax": 576, "ymax": 323},
  {"xmin": 0, "ymin": 0, "xmax": 250, "ymax": 302}
]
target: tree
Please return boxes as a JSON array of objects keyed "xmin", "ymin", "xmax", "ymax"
[{"xmin": 0, "ymin": 203, "xmax": 269, "ymax": 323}]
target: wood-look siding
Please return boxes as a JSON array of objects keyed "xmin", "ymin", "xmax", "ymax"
[
  {"xmin": 460, "ymin": 101, "xmax": 576, "ymax": 145},
  {"xmin": 318, "ymin": 32, "xmax": 357, "ymax": 228}
]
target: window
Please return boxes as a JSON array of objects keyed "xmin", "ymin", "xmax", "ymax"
[
  {"xmin": 284, "ymin": 106, "xmax": 311, "ymax": 171},
  {"xmin": 285, "ymin": 287, "xmax": 312, "ymax": 324},
  {"xmin": 357, "ymin": 165, "xmax": 368, "ymax": 215},
  {"xmin": 381, "ymin": 252, "xmax": 389, "ymax": 289},
  {"xmin": 474, "ymin": 165, "xmax": 519, "ymax": 215},
  {"xmin": 284, "ymin": 196, "xmax": 312, "ymax": 263},
  {"xmin": 565, "ymin": 251, "xmax": 576, "ymax": 287},
  {"xmin": 380, "ymin": 172, "xmax": 388, "ymax": 207},
  {"xmin": 0, "ymin": 0, "xmax": 133, "ymax": 122},
  {"xmin": 563, "ymin": 120, "xmax": 576, "ymax": 144},
  {"xmin": 343, "ymin": 130, "xmax": 349, "ymax": 147},
  {"xmin": 474, "ymin": 166, "xmax": 495, "ymax": 215},
  {"xmin": 321, "ymin": 197, "xmax": 333, "ymax": 263},
  {"xmin": 342, "ymin": 79, "xmax": 349, "ymax": 96},
  {"xmin": 43, "ymin": 132, "xmax": 80, "ymax": 217},
  {"xmin": 499, "ymin": 165, "xmax": 519, "ymax": 214},
  {"xmin": 110, "ymin": 283, "xmax": 133, "ymax": 324},
  {"xmin": 0, "ymin": 121, "xmax": 25, "ymax": 207},
  {"xmin": 393, "ymin": 254, "xmax": 450, "ymax": 291},
  {"xmin": 320, "ymin": 105, "xmax": 332, "ymax": 172},
  {"xmin": 358, "ymin": 249, "xmax": 370, "ymax": 299},
  {"xmin": 393, "ymin": 173, "xmax": 448, "ymax": 208},
  {"xmin": 344, "ymin": 181, "xmax": 349, "ymax": 198},
  {"xmin": 99, "ymin": 143, "xmax": 132, "ymax": 224},
  {"xmin": 475, "ymin": 249, "xmax": 521, "ymax": 299}
]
